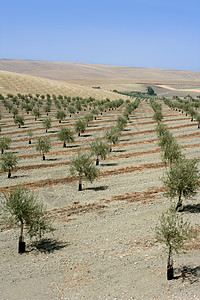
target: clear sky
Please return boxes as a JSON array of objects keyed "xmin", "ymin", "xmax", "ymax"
[{"xmin": 0, "ymin": 0, "xmax": 200, "ymax": 71}]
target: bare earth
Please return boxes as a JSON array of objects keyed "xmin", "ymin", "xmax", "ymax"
[{"xmin": 0, "ymin": 99, "xmax": 199, "ymax": 299}]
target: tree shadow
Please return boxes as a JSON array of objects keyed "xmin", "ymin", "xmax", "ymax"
[
  {"xmin": 46, "ymin": 158, "xmax": 60, "ymax": 161},
  {"xmin": 120, "ymin": 139, "xmax": 130, "ymax": 142},
  {"xmin": 101, "ymin": 163, "xmax": 118, "ymax": 167},
  {"xmin": 113, "ymin": 149, "xmax": 126, "ymax": 152},
  {"xmin": 179, "ymin": 204, "xmax": 200, "ymax": 213},
  {"xmin": 175, "ymin": 265, "xmax": 200, "ymax": 283},
  {"xmin": 50, "ymin": 130, "xmax": 58, "ymax": 133},
  {"xmin": 123, "ymin": 128, "xmax": 130, "ymax": 131},
  {"xmin": 67, "ymin": 144, "xmax": 79, "ymax": 148},
  {"xmin": 30, "ymin": 238, "xmax": 68, "ymax": 253},
  {"xmin": 82, "ymin": 134, "xmax": 92, "ymax": 137},
  {"xmin": 85, "ymin": 185, "xmax": 108, "ymax": 191},
  {"xmin": 11, "ymin": 175, "xmax": 29, "ymax": 179}
]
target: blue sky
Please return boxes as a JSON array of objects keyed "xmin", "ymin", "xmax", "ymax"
[{"xmin": 0, "ymin": 0, "xmax": 200, "ymax": 71}]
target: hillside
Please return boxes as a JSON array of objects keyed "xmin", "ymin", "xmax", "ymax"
[
  {"xmin": 0, "ymin": 70, "xmax": 128, "ymax": 100},
  {"xmin": 0, "ymin": 59, "xmax": 200, "ymax": 97}
]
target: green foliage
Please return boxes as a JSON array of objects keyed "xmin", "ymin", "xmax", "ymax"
[
  {"xmin": 147, "ymin": 86, "xmax": 156, "ymax": 95},
  {"xmin": 42, "ymin": 118, "xmax": 52, "ymax": 132},
  {"xmin": 84, "ymin": 114, "xmax": 94, "ymax": 126},
  {"xmin": 74, "ymin": 119, "xmax": 86, "ymax": 136},
  {"xmin": 0, "ymin": 136, "xmax": 12, "ymax": 154},
  {"xmin": 57, "ymin": 127, "xmax": 74, "ymax": 147},
  {"xmin": 90, "ymin": 139, "xmax": 110, "ymax": 164},
  {"xmin": 36, "ymin": 137, "xmax": 51, "ymax": 158},
  {"xmin": 153, "ymin": 110, "xmax": 163, "ymax": 122},
  {"xmin": 14, "ymin": 115, "xmax": 25, "ymax": 128},
  {"xmin": 1, "ymin": 152, "xmax": 18, "ymax": 177},
  {"xmin": 12, "ymin": 107, "xmax": 19, "ymax": 118},
  {"xmin": 33, "ymin": 108, "xmax": 41, "ymax": 120},
  {"xmin": 162, "ymin": 158, "xmax": 199, "ymax": 210},
  {"xmin": 116, "ymin": 116, "xmax": 127, "ymax": 131},
  {"xmin": 105, "ymin": 127, "xmax": 121, "ymax": 150},
  {"xmin": 156, "ymin": 206, "xmax": 197, "ymax": 263},
  {"xmin": 0, "ymin": 186, "xmax": 54, "ymax": 240},
  {"xmin": 56, "ymin": 110, "xmax": 66, "ymax": 123},
  {"xmin": 70, "ymin": 151, "xmax": 99, "ymax": 188}
]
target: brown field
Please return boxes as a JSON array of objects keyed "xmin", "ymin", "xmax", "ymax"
[
  {"xmin": 1, "ymin": 59, "xmax": 200, "ymax": 97},
  {"xmin": 0, "ymin": 90, "xmax": 200, "ymax": 300}
]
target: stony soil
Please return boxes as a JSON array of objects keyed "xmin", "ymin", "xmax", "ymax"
[{"xmin": 0, "ymin": 100, "xmax": 199, "ymax": 300}]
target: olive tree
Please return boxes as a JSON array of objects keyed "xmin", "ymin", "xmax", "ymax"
[
  {"xmin": 116, "ymin": 116, "xmax": 127, "ymax": 131},
  {"xmin": 0, "ymin": 186, "xmax": 54, "ymax": 253},
  {"xmin": 70, "ymin": 151, "xmax": 99, "ymax": 191},
  {"xmin": 14, "ymin": 115, "xmax": 25, "ymax": 128},
  {"xmin": 36, "ymin": 137, "xmax": 51, "ymax": 160},
  {"xmin": 90, "ymin": 138, "xmax": 110, "ymax": 165},
  {"xmin": 42, "ymin": 118, "xmax": 52, "ymax": 133},
  {"xmin": 33, "ymin": 108, "xmax": 41, "ymax": 121},
  {"xmin": 162, "ymin": 158, "xmax": 199, "ymax": 211},
  {"xmin": 156, "ymin": 206, "xmax": 197, "ymax": 280},
  {"xmin": 56, "ymin": 110, "xmax": 66, "ymax": 123},
  {"xmin": 105, "ymin": 127, "xmax": 121, "ymax": 151},
  {"xmin": 0, "ymin": 136, "xmax": 12, "ymax": 154},
  {"xmin": 1, "ymin": 152, "xmax": 18, "ymax": 178},
  {"xmin": 74, "ymin": 119, "xmax": 86, "ymax": 137},
  {"xmin": 28, "ymin": 130, "xmax": 33, "ymax": 144},
  {"xmin": 57, "ymin": 127, "xmax": 74, "ymax": 147}
]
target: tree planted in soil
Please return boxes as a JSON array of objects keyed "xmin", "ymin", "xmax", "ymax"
[
  {"xmin": 56, "ymin": 110, "xmax": 66, "ymax": 123},
  {"xmin": 155, "ymin": 206, "xmax": 197, "ymax": 280},
  {"xmin": 14, "ymin": 115, "xmax": 25, "ymax": 128},
  {"xmin": 116, "ymin": 115, "xmax": 127, "ymax": 131},
  {"xmin": 70, "ymin": 151, "xmax": 99, "ymax": 191},
  {"xmin": 28, "ymin": 130, "xmax": 33, "ymax": 144},
  {"xmin": 74, "ymin": 119, "xmax": 86, "ymax": 136},
  {"xmin": 162, "ymin": 158, "xmax": 199, "ymax": 211},
  {"xmin": 57, "ymin": 127, "xmax": 74, "ymax": 147},
  {"xmin": 0, "ymin": 136, "xmax": 12, "ymax": 154},
  {"xmin": 90, "ymin": 138, "xmax": 110, "ymax": 165},
  {"xmin": 33, "ymin": 108, "xmax": 41, "ymax": 121},
  {"xmin": 0, "ymin": 186, "xmax": 54, "ymax": 253},
  {"xmin": 84, "ymin": 114, "xmax": 94, "ymax": 127},
  {"xmin": 42, "ymin": 118, "xmax": 52, "ymax": 133},
  {"xmin": 1, "ymin": 152, "xmax": 18, "ymax": 178},
  {"xmin": 36, "ymin": 137, "xmax": 51, "ymax": 160},
  {"xmin": 105, "ymin": 127, "xmax": 121, "ymax": 151}
]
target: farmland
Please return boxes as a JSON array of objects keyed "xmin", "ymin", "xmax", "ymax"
[{"xmin": 0, "ymin": 79, "xmax": 200, "ymax": 298}]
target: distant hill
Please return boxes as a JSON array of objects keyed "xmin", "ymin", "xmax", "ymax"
[
  {"xmin": 0, "ymin": 70, "xmax": 128, "ymax": 99},
  {"xmin": 0, "ymin": 59, "xmax": 200, "ymax": 97}
]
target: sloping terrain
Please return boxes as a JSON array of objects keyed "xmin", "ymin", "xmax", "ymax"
[
  {"xmin": 0, "ymin": 98, "xmax": 199, "ymax": 299},
  {"xmin": 0, "ymin": 70, "xmax": 128, "ymax": 100},
  {"xmin": 1, "ymin": 59, "xmax": 200, "ymax": 97}
]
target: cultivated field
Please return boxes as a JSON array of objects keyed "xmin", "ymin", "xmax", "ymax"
[{"xmin": 0, "ymin": 95, "xmax": 199, "ymax": 299}]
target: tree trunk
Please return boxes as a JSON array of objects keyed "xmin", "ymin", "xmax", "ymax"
[
  {"xmin": 29, "ymin": 139, "xmax": 31, "ymax": 144},
  {"xmin": 8, "ymin": 169, "xmax": 11, "ymax": 178},
  {"xmin": 78, "ymin": 179, "xmax": 82, "ymax": 191},
  {"xmin": 46, "ymin": 129, "xmax": 48, "ymax": 133},
  {"xmin": 78, "ymin": 132, "xmax": 80, "ymax": 137},
  {"xmin": 18, "ymin": 124, "xmax": 20, "ymax": 128},
  {"xmin": 59, "ymin": 120, "xmax": 61, "ymax": 123},
  {"xmin": 198, "ymin": 123, "xmax": 200, "ymax": 129},
  {"xmin": 47, "ymin": 113, "xmax": 48, "ymax": 116},
  {"xmin": 167, "ymin": 247, "xmax": 173, "ymax": 280},
  {"xmin": 43, "ymin": 154, "xmax": 45, "ymax": 160},
  {"xmin": 18, "ymin": 221, "xmax": 25, "ymax": 253},
  {"xmin": 176, "ymin": 193, "xmax": 182, "ymax": 211},
  {"xmin": 63, "ymin": 142, "xmax": 66, "ymax": 147},
  {"xmin": 1, "ymin": 148, "xmax": 3, "ymax": 154},
  {"xmin": 96, "ymin": 157, "xmax": 99, "ymax": 166}
]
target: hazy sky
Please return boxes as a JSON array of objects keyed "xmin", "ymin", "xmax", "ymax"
[{"xmin": 1, "ymin": 0, "xmax": 200, "ymax": 71}]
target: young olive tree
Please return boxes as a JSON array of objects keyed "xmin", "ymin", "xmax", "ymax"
[
  {"xmin": 14, "ymin": 115, "xmax": 25, "ymax": 128},
  {"xmin": 1, "ymin": 152, "xmax": 18, "ymax": 178},
  {"xmin": 116, "ymin": 116, "xmax": 127, "ymax": 131},
  {"xmin": 42, "ymin": 118, "xmax": 52, "ymax": 133},
  {"xmin": 56, "ymin": 110, "xmax": 66, "ymax": 123},
  {"xmin": 74, "ymin": 119, "xmax": 86, "ymax": 137},
  {"xmin": 156, "ymin": 206, "xmax": 197, "ymax": 280},
  {"xmin": 36, "ymin": 137, "xmax": 51, "ymax": 160},
  {"xmin": 70, "ymin": 151, "xmax": 99, "ymax": 191},
  {"xmin": 33, "ymin": 108, "xmax": 41, "ymax": 121},
  {"xmin": 57, "ymin": 127, "xmax": 74, "ymax": 147},
  {"xmin": 90, "ymin": 138, "xmax": 110, "ymax": 165},
  {"xmin": 0, "ymin": 136, "xmax": 12, "ymax": 154},
  {"xmin": 0, "ymin": 186, "xmax": 54, "ymax": 253},
  {"xmin": 105, "ymin": 127, "xmax": 121, "ymax": 151},
  {"xmin": 162, "ymin": 158, "xmax": 199, "ymax": 211}
]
